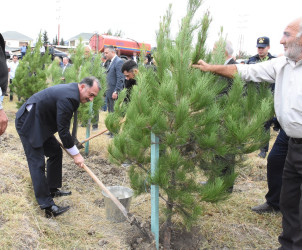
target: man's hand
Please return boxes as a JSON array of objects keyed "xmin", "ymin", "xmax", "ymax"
[
  {"xmin": 73, "ymin": 153, "xmax": 84, "ymax": 168},
  {"xmin": 112, "ymin": 92, "xmax": 118, "ymax": 100},
  {"xmin": 0, "ymin": 109, "xmax": 8, "ymax": 136},
  {"xmin": 192, "ymin": 59, "xmax": 210, "ymax": 72},
  {"xmin": 192, "ymin": 59, "xmax": 237, "ymax": 78}
]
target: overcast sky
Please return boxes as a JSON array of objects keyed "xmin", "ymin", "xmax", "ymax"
[{"xmin": 2, "ymin": 0, "xmax": 301, "ymax": 56}]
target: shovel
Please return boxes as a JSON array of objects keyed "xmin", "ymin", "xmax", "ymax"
[
  {"xmin": 75, "ymin": 128, "xmax": 109, "ymax": 149},
  {"xmin": 57, "ymin": 140, "xmax": 153, "ymax": 241},
  {"xmin": 75, "ymin": 117, "xmax": 126, "ymax": 149}
]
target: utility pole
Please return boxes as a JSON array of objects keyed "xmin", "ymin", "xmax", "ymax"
[{"xmin": 56, "ymin": 0, "xmax": 61, "ymax": 46}]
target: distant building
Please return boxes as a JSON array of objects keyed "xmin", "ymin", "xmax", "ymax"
[
  {"xmin": 66, "ymin": 33, "xmax": 94, "ymax": 47},
  {"xmin": 2, "ymin": 31, "xmax": 33, "ymax": 48}
]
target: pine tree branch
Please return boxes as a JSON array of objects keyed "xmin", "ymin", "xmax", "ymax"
[
  {"xmin": 158, "ymin": 193, "xmax": 192, "ymax": 218},
  {"xmin": 131, "ymin": 161, "xmax": 148, "ymax": 173}
]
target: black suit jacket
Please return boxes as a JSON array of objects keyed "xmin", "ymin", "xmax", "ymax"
[
  {"xmin": 0, "ymin": 33, "xmax": 8, "ymax": 94},
  {"xmin": 16, "ymin": 82, "xmax": 80, "ymax": 148},
  {"xmin": 226, "ymin": 58, "xmax": 237, "ymax": 65}
]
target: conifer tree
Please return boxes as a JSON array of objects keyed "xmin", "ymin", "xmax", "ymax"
[
  {"xmin": 60, "ymin": 38, "xmax": 65, "ymax": 45},
  {"xmin": 42, "ymin": 30, "xmax": 49, "ymax": 45},
  {"xmin": 53, "ymin": 35, "xmax": 58, "ymax": 46},
  {"xmin": 13, "ymin": 33, "xmax": 51, "ymax": 107},
  {"xmin": 46, "ymin": 57, "xmax": 63, "ymax": 86},
  {"xmin": 106, "ymin": 0, "xmax": 273, "ymax": 247}
]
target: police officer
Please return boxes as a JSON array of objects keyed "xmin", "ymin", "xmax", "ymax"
[
  {"xmin": 247, "ymin": 36, "xmax": 275, "ymax": 64},
  {"xmin": 247, "ymin": 37, "xmax": 276, "ymax": 158}
]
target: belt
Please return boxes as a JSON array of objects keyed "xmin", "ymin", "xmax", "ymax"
[{"xmin": 291, "ymin": 138, "xmax": 302, "ymax": 144}]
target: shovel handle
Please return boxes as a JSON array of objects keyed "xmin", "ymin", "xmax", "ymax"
[
  {"xmin": 57, "ymin": 140, "xmax": 130, "ymax": 220},
  {"xmin": 80, "ymin": 118, "xmax": 127, "ymax": 145},
  {"xmin": 80, "ymin": 128, "xmax": 109, "ymax": 145}
]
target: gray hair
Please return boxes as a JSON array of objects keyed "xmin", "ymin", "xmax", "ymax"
[
  {"xmin": 80, "ymin": 76, "xmax": 101, "ymax": 90},
  {"xmin": 105, "ymin": 45, "xmax": 116, "ymax": 53},
  {"xmin": 225, "ymin": 40, "xmax": 234, "ymax": 56}
]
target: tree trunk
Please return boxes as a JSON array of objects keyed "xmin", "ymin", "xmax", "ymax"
[
  {"xmin": 163, "ymin": 201, "xmax": 173, "ymax": 250},
  {"xmin": 163, "ymin": 171, "xmax": 175, "ymax": 250}
]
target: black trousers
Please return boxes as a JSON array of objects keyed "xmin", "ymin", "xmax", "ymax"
[
  {"xmin": 266, "ymin": 128, "xmax": 289, "ymax": 209},
  {"xmin": 15, "ymin": 110, "xmax": 62, "ymax": 209},
  {"xmin": 278, "ymin": 138, "xmax": 302, "ymax": 249}
]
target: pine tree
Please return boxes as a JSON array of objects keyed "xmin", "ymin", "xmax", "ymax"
[
  {"xmin": 53, "ymin": 35, "xmax": 58, "ymax": 46},
  {"xmin": 12, "ymin": 33, "xmax": 51, "ymax": 107},
  {"xmin": 104, "ymin": 29, "xmax": 124, "ymax": 37},
  {"xmin": 60, "ymin": 38, "xmax": 65, "ymax": 45},
  {"xmin": 42, "ymin": 30, "xmax": 49, "ymax": 45},
  {"xmin": 46, "ymin": 57, "xmax": 63, "ymax": 86},
  {"xmin": 105, "ymin": 0, "xmax": 273, "ymax": 247}
]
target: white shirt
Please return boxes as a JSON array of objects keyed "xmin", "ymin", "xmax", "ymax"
[
  {"xmin": 7, "ymin": 61, "xmax": 19, "ymax": 79},
  {"xmin": 109, "ymin": 55, "xmax": 117, "ymax": 67},
  {"xmin": 236, "ymin": 56, "xmax": 302, "ymax": 138},
  {"xmin": 40, "ymin": 46, "xmax": 45, "ymax": 53}
]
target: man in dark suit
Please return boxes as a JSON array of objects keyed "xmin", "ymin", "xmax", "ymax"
[
  {"xmin": 104, "ymin": 45, "xmax": 124, "ymax": 113},
  {"xmin": 15, "ymin": 76, "xmax": 101, "ymax": 217}
]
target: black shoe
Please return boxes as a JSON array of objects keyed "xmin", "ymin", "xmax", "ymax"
[
  {"xmin": 251, "ymin": 202, "xmax": 279, "ymax": 214},
  {"xmin": 258, "ymin": 151, "xmax": 267, "ymax": 159},
  {"xmin": 45, "ymin": 205, "xmax": 70, "ymax": 218},
  {"xmin": 50, "ymin": 189, "xmax": 72, "ymax": 198}
]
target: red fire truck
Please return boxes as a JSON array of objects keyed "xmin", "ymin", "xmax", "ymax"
[{"xmin": 89, "ymin": 34, "xmax": 151, "ymax": 59}]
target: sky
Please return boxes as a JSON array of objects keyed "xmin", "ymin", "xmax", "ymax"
[{"xmin": 2, "ymin": 0, "xmax": 302, "ymax": 57}]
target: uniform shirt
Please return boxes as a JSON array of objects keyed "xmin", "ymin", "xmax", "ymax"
[
  {"xmin": 236, "ymin": 56, "xmax": 302, "ymax": 138},
  {"xmin": 246, "ymin": 52, "xmax": 275, "ymax": 64}
]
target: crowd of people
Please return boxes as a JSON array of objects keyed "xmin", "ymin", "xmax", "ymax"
[{"xmin": 1, "ymin": 16, "xmax": 302, "ymax": 249}]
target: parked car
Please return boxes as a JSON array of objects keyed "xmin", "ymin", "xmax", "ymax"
[
  {"xmin": 48, "ymin": 47, "xmax": 68, "ymax": 61},
  {"xmin": 5, "ymin": 50, "xmax": 11, "ymax": 59}
]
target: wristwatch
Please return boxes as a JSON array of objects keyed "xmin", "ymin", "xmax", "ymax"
[{"xmin": 113, "ymin": 91, "xmax": 118, "ymax": 94}]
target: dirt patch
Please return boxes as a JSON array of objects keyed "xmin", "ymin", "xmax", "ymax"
[
  {"xmin": 62, "ymin": 155, "xmax": 127, "ymax": 187},
  {"xmin": 126, "ymin": 224, "xmax": 204, "ymax": 249}
]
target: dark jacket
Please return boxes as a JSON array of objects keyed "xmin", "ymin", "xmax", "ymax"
[
  {"xmin": 124, "ymin": 78, "xmax": 136, "ymax": 103},
  {"xmin": 16, "ymin": 82, "xmax": 80, "ymax": 148},
  {"xmin": 0, "ymin": 33, "xmax": 8, "ymax": 94},
  {"xmin": 106, "ymin": 56, "xmax": 124, "ymax": 98},
  {"xmin": 246, "ymin": 52, "xmax": 276, "ymax": 91},
  {"xmin": 246, "ymin": 52, "xmax": 275, "ymax": 64}
]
